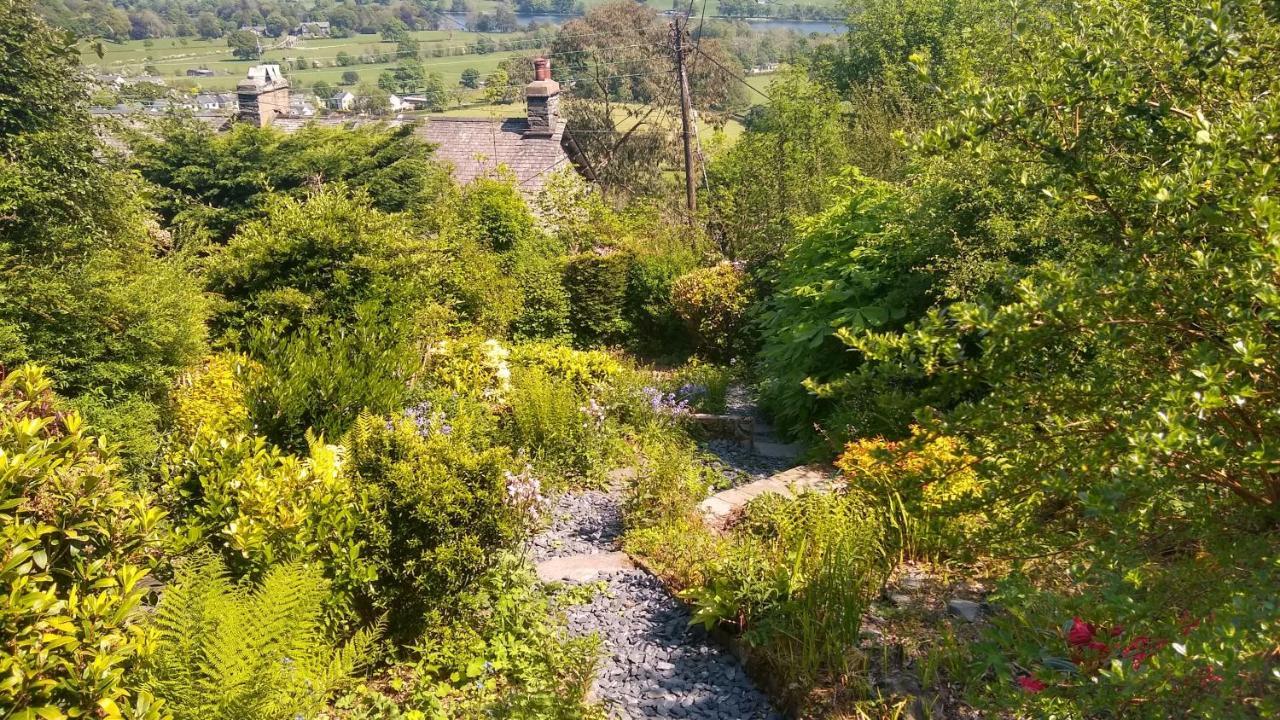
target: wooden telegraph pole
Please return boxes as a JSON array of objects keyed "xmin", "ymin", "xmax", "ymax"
[{"xmin": 671, "ymin": 16, "xmax": 696, "ymax": 220}]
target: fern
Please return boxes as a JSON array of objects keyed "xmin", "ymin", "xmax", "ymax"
[{"xmin": 143, "ymin": 550, "xmax": 378, "ymax": 720}]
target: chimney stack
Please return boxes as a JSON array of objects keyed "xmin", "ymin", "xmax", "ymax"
[{"xmin": 524, "ymin": 57, "xmax": 560, "ymax": 138}]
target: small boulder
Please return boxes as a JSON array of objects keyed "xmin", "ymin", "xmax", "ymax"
[{"xmin": 947, "ymin": 598, "xmax": 983, "ymax": 622}]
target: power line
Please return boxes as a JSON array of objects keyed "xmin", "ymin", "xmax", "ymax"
[{"xmin": 692, "ymin": 44, "xmax": 772, "ymax": 101}]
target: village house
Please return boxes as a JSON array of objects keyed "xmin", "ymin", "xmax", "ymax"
[
  {"xmin": 328, "ymin": 90, "xmax": 356, "ymax": 111},
  {"xmin": 294, "ymin": 21, "xmax": 331, "ymax": 38},
  {"xmin": 232, "ymin": 59, "xmax": 587, "ymax": 196}
]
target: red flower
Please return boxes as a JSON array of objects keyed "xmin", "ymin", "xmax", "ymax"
[
  {"xmin": 1110, "ymin": 625, "xmax": 1125, "ymax": 637},
  {"xmin": 1067, "ymin": 617, "xmax": 1096, "ymax": 647},
  {"xmin": 1199, "ymin": 664, "xmax": 1224, "ymax": 688},
  {"xmin": 1017, "ymin": 676, "xmax": 1047, "ymax": 693},
  {"xmin": 1086, "ymin": 641, "xmax": 1110, "ymax": 654},
  {"xmin": 1121, "ymin": 636, "xmax": 1167, "ymax": 670}
]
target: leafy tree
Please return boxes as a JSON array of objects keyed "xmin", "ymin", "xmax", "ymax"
[
  {"xmin": 226, "ymin": 28, "xmax": 260, "ymax": 59},
  {"xmin": 0, "ymin": 0, "xmax": 208, "ymax": 464},
  {"xmin": 336, "ymin": 50, "xmax": 357, "ymax": 66},
  {"xmin": 131, "ymin": 119, "xmax": 453, "ymax": 241},
  {"xmin": 460, "ymin": 66, "xmax": 481, "ymax": 88},
  {"xmin": 341, "ymin": 69, "xmax": 360, "ymax": 84},
  {"xmin": 195, "ymin": 10, "xmax": 221, "ymax": 38}
]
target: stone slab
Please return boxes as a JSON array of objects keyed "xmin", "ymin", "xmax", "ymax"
[
  {"xmin": 753, "ymin": 440, "xmax": 803, "ymax": 459},
  {"xmin": 535, "ymin": 552, "xmax": 634, "ymax": 583},
  {"xmin": 699, "ymin": 464, "xmax": 841, "ymax": 525}
]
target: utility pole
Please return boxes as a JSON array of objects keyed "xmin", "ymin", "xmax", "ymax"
[{"xmin": 671, "ymin": 17, "xmax": 696, "ymax": 220}]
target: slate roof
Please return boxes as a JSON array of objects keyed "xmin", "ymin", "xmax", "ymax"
[
  {"xmin": 257, "ymin": 114, "xmax": 577, "ymax": 195},
  {"xmin": 416, "ymin": 117, "xmax": 572, "ymax": 193}
]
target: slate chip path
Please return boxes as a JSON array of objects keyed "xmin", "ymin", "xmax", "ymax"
[{"xmin": 531, "ymin": 484, "xmax": 781, "ymax": 720}]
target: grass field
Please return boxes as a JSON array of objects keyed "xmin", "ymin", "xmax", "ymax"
[{"xmin": 81, "ymin": 30, "xmax": 547, "ymax": 92}]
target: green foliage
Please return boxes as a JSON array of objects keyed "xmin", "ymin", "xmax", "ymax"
[
  {"xmin": 0, "ymin": 0, "xmax": 82, "ymax": 142},
  {"xmin": 345, "ymin": 410, "xmax": 524, "ymax": 640},
  {"xmin": 622, "ymin": 432, "xmax": 714, "ymax": 531},
  {"xmin": 208, "ymin": 186, "xmax": 445, "ymax": 335},
  {"xmin": 411, "ymin": 554, "xmax": 603, "ymax": 720},
  {"xmin": 245, "ymin": 309, "xmax": 424, "ymax": 448},
  {"xmin": 623, "ymin": 252, "xmax": 697, "ymax": 359},
  {"xmin": 509, "ymin": 343, "xmax": 623, "ymax": 392},
  {"xmin": 132, "ymin": 120, "xmax": 454, "ymax": 242},
  {"xmin": 665, "ymin": 360, "xmax": 735, "ymax": 414},
  {"xmin": 0, "ymin": 2, "xmax": 208, "ymax": 468},
  {"xmin": 456, "ymin": 177, "xmax": 539, "ymax": 255},
  {"xmin": 835, "ymin": 428, "xmax": 986, "ymax": 562},
  {"xmin": 163, "ymin": 362, "xmax": 375, "ymax": 629},
  {"xmin": 143, "ymin": 551, "xmax": 378, "ymax": 720},
  {"xmin": 706, "ymin": 71, "xmax": 853, "ymax": 263},
  {"xmin": 502, "ymin": 368, "xmax": 611, "ymax": 486},
  {"xmin": 670, "ymin": 262, "xmax": 754, "ymax": 362},
  {"xmin": 0, "ymin": 365, "xmax": 166, "ymax": 719},
  {"xmin": 755, "ymin": 172, "xmax": 931, "ymax": 441},
  {"xmin": 510, "ymin": 252, "xmax": 572, "ymax": 342},
  {"xmin": 683, "ymin": 492, "xmax": 890, "ymax": 703},
  {"xmin": 562, "ymin": 251, "xmax": 633, "ymax": 347}
]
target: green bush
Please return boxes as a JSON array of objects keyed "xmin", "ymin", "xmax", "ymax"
[
  {"xmin": 143, "ymin": 551, "xmax": 378, "ymax": 720},
  {"xmin": 511, "ymin": 253, "xmax": 572, "ymax": 343},
  {"xmin": 411, "ymin": 554, "xmax": 603, "ymax": 720},
  {"xmin": 245, "ymin": 307, "xmax": 424, "ymax": 449},
  {"xmin": 684, "ymin": 492, "xmax": 890, "ymax": 703},
  {"xmin": 1, "ymin": 1, "xmax": 208, "ymax": 468},
  {"xmin": 164, "ymin": 359, "xmax": 375, "ymax": 629},
  {"xmin": 207, "ymin": 186, "xmax": 446, "ymax": 339},
  {"xmin": 345, "ymin": 410, "xmax": 524, "ymax": 640},
  {"xmin": 503, "ymin": 368, "xmax": 611, "ymax": 486},
  {"xmin": 509, "ymin": 342, "xmax": 623, "ymax": 392},
  {"xmin": 0, "ymin": 365, "xmax": 166, "ymax": 719},
  {"xmin": 670, "ymin": 262, "xmax": 755, "ymax": 362},
  {"xmin": 562, "ymin": 251, "xmax": 632, "ymax": 347},
  {"xmin": 665, "ymin": 360, "xmax": 736, "ymax": 414},
  {"xmin": 622, "ymin": 433, "xmax": 714, "ymax": 531},
  {"xmin": 624, "ymin": 253, "xmax": 695, "ymax": 358}
]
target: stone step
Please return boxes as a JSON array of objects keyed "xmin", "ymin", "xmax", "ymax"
[
  {"xmin": 535, "ymin": 551, "xmax": 635, "ymax": 583},
  {"xmin": 699, "ymin": 464, "xmax": 842, "ymax": 526},
  {"xmin": 752, "ymin": 440, "xmax": 803, "ymax": 459}
]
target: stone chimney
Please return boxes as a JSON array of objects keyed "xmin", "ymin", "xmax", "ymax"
[
  {"xmin": 524, "ymin": 57, "xmax": 560, "ymax": 138},
  {"xmin": 237, "ymin": 64, "xmax": 290, "ymax": 127}
]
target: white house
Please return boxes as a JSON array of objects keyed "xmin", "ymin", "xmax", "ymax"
[{"xmin": 328, "ymin": 90, "xmax": 356, "ymax": 111}]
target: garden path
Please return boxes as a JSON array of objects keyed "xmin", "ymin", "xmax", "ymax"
[
  {"xmin": 529, "ymin": 398, "xmax": 802, "ymax": 720},
  {"xmin": 529, "ymin": 478, "xmax": 781, "ymax": 720}
]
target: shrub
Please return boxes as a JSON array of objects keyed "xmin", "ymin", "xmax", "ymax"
[
  {"xmin": 622, "ymin": 433, "xmax": 714, "ymax": 531},
  {"xmin": 0, "ymin": 365, "xmax": 166, "ymax": 719},
  {"xmin": 684, "ymin": 492, "xmax": 890, "ymax": 702},
  {"xmin": 624, "ymin": 252, "xmax": 695, "ymax": 358},
  {"xmin": 411, "ymin": 554, "xmax": 603, "ymax": 719},
  {"xmin": 143, "ymin": 551, "xmax": 378, "ymax": 720},
  {"xmin": 562, "ymin": 251, "xmax": 632, "ymax": 347},
  {"xmin": 245, "ymin": 307, "xmax": 424, "ymax": 449},
  {"xmin": 670, "ymin": 262, "xmax": 754, "ymax": 362},
  {"xmin": 509, "ymin": 342, "xmax": 623, "ymax": 392},
  {"xmin": 207, "ymin": 186, "xmax": 446, "ymax": 338},
  {"xmin": 835, "ymin": 428, "xmax": 986, "ymax": 562},
  {"xmin": 503, "ymin": 368, "xmax": 611, "ymax": 486},
  {"xmin": 345, "ymin": 411, "xmax": 524, "ymax": 640},
  {"xmin": 162, "ymin": 431, "xmax": 374, "ymax": 630},
  {"xmin": 511, "ymin": 253, "xmax": 571, "ymax": 343},
  {"xmin": 664, "ymin": 360, "xmax": 736, "ymax": 414},
  {"xmin": 457, "ymin": 177, "xmax": 539, "ymax": 254}
]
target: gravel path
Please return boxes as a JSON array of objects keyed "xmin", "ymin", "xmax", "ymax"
[{"xmin": 531, "ymin": 485, "xmax": 781, "ymax": 720}]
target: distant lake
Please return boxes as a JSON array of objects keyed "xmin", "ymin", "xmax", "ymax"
[{"xmin": 439, "ymin": 12, "xmax": 844, "ymax": 36}]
